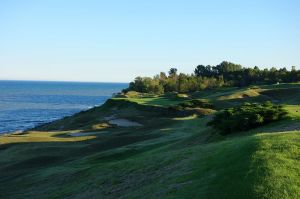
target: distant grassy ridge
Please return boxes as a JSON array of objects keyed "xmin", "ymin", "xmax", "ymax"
[{"xmin": 119, "ymin": 83, "xmax": 300, "ymax": 110}]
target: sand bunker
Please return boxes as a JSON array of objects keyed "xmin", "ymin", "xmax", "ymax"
[
  {"xmin": 108, "ymin": 119, "xmax": 143, "ymax": 127},
  {"xmin": 69, "ymin": 131, "xmax": 108, "ymax": 137},
  {"xmin": 104, "ymin": 115, "xmax": 116, "ymax": 120}
]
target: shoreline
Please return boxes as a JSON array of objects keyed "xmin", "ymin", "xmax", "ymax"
[{"xmin": 0, "ymin": 98, "xmax": 115, "ymax": 136}]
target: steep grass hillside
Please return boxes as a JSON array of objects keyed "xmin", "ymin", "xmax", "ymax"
[{"xmin": 0, "ymin": 83, "xmax": 299, "ymax": 199}]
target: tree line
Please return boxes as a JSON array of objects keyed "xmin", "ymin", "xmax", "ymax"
[{"xmin": 124, "ymin": 61, "xmax": 299, "ymax": 94}]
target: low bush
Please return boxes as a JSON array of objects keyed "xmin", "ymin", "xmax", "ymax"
[
  {"xmin": 124, "ymin": 91, "xmax": 141, "ymax": 98},
  {"xmin": 208, "ymin": 102, "xmax": 288, "ymax": 135},
  {"xmin": 122, "ymin": 91, "xmax": 157, "ymax": 98},
  {"xmin": 177, "ymin": 99, "xmax": 213, "ymax": 109},
  {"xmin": 163, "ymin": 92, "xmax": 180, "ymax": 99}
]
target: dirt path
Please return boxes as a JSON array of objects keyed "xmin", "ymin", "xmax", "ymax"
[{"xmin": 108, "ymin": 119, "xmax": 143, "ymax": 127}]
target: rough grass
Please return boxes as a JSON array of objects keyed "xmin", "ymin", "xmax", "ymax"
[
  {"xmin": 251, "ymin": 132, "xmax": 300, "ymax": 199},
  {"xmin": 2, "ymin": 120, "xmax": 299, "ymax": 199},
  {"xmin": 1, "ymin": 83, "xmax": 300, "ymax": 198}
]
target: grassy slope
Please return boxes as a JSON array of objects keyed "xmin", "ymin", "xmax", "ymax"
[{"xmin": 0, "ymin": 83, "xmax": 300, "ymax": 199}]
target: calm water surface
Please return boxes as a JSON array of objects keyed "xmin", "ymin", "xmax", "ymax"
[{"xmin": 0, "ymin": 80, "xmax": 127, "ymax": 133}]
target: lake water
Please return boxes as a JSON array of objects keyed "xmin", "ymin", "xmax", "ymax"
[{"xmin": 0, "ymin": 80, "xmax": 128, "ymax": 134}]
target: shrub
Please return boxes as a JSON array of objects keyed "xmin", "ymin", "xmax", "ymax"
[
  {"xmin": 208, "ymin": 102, "xmax": 288, "ymax": 135},
  {"xmin": 178, "ymin": 99, "xmax": 213, "ymax": 109},
  {"xmin": 163, "ymin": 92, "xmax": 179, "ymax": 99},
  {"xmin": 125, "ymin": 91, "xmax": 142, "ymax": 98}
]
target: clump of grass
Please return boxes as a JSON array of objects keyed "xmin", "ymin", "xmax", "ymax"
[{"xmin": 208, "ymin": 101, "xmax": 288, "ymax": 135}]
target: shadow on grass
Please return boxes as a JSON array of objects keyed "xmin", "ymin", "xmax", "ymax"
[{"xmin": 248, "ymin": 118, "xmax": 300, "ymax": 134}]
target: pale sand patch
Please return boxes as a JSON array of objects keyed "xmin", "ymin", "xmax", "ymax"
[
  {"xmin": 69, "ymin": 131, "xmax": 109, "ymax": 137},
  {"xmin": 108, "ymin": 119, "xmax": 143, "ymax": 127},
  {"xmin": 104, "ymin": 115, "xmax": 116, "ymax": 120}
]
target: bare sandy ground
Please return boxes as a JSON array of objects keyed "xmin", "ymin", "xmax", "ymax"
[
  {"xmin": 108, "ymin": 119, "xmax": 143, "ymax": 127},
  {"xmin": 104, "ymin": 114, "xmax": 143, "ymax": 127},
  {"xmin": 69, "ymin": 131, "xmax": 109, "ymax": 137}
]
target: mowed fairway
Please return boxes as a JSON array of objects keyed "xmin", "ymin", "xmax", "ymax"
[{"xmin": 0, "ymin": 83, "xmax": 300, "ymax": 199}]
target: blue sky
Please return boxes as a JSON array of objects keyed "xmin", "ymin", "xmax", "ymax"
[{"xmin": 0, "ymin": 0, "xmax": 299, "ymax": 82}]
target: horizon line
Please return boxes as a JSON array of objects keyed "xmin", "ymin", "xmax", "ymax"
[{"xmin": 0, "ymin": 79, "xmax": 129, "ymax": 84}]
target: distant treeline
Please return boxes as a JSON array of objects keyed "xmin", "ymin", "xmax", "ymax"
[{"xmin": 124, "ymin": 61, "xmax": 299, "ymax": 94}]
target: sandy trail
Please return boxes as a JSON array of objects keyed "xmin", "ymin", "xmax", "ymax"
[{"xmin": 108, "ymin": 119, "xmax": 143, "ymax": 127}]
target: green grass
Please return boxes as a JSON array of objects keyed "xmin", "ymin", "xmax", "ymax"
[
  {"xmin": 166, "ymin": 131, "xmax": 300, "ymax": 199},
  {"xmin": 251, "ymin": 132, "xmax": 300, "ymax": 199},
  {"xmin": 115, "ymin": 96, "xmax": 185, "ymax": 107},
  {"xmin": 285, "ymin": 105, "xmax": 300, "ymax": 118},
  {"xmin": 1, "ymin": 83, "xmax": 300, "ymax": 198}
]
